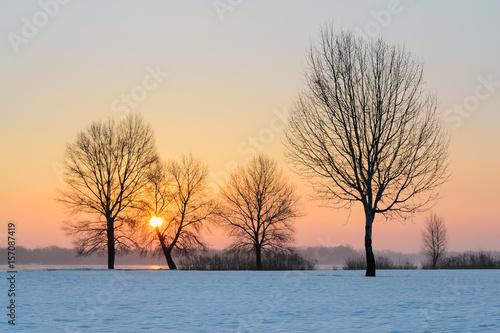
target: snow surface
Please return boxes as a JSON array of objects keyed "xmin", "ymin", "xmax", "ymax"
[{"xmin": 2, "ymin": 269, "xmax": 499, "ymax": 332}]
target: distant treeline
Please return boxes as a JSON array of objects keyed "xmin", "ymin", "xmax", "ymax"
[
  {"xmin": 2, "ymin": 245, "xmax": 499, "ymax": 269},
  {"xmin": 301, "ymin": 246, "xmax": 425, "ymax": 267},
  {"xmin": 343, "ymin": 255, "xmax": 417, "ymax": 270},
  {"xmin": 0, "ymin": 245, "xmax": 400, "ymax": 266},
  {"xmin": 181, "ymin": 250, "xmax": 316, "ymax": 271},
  {"xmin": 431, "ymin": 252, "xmax": 500, "ymax": 269},
  {"xmin": 0, "ymin": 246, "xmax": 159, "ymax": 265},
  {"xmin": 343, "ymin": 251, "xmax": 500, "ymax": 270}
]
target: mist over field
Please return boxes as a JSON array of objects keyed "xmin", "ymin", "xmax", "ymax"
[{"xmin": 3, "ymin": 245, "xmax": 499, "ymax": 269}]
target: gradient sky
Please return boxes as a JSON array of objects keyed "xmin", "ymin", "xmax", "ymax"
[{"xmin": 1, "ymin": 1, "xmax": 499, "ymax": 253}]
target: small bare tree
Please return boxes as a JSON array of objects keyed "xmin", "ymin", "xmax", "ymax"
[
  {"xmin": 136, "ymin": 154, "xmax": 216, "ymax": 269},
  {"xmin": 58, "ymin": 113, "xmax": 158, "ymax": 269},
  {"xmin": 284, "ymin": 28, "xmax": 449, "ymax": 276},
  {"xmin": 421, "ymin": 213, "xmax": 447, "ymax": 269},
  {"xmin": 217, "ymin": 154, "xmax": 301, "ymax": 270}
]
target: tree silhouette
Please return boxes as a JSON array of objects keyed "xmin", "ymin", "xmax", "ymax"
[
  {"xmin": 217, "ymin": 154, "xmax": 301, "ymax": 270},
  {"xmin": 284, "ymin": 28, "xmax": 449, "ymax": 276},
  {"xmin": 58, "ymin": 113, "xmax": 158, "ymax": 269},
  {"xmin": 421, "ymin": 213, "xmax": 447, "ymax": 269},
  {"xmin": 136, "ymin": 154, "xmax": 216, "ymax": 269}
]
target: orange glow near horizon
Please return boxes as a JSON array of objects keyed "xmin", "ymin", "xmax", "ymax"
[
  {"xmin": 1, "ymin": 2, "xmax": 499, "ymax": 255},
  {"xmin": 150, "ymin": 216, "xmax": 162, "ymax": 228}
]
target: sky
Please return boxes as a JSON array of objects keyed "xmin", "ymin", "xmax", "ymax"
[{"xmin": 0, "ymin": 1, "xmax": 499, "ymax": 253}]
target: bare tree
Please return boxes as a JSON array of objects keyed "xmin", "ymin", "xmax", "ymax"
[
  {"xmin": 421, "ymin": 213, "xmax": 447, "ymax": 269},
  {"xmin": 217, "ymin": 154, "xmax": 301, "ymax": 270},
  {"xmin": 58, "ymin": 113, "xmax": 158, "ymax": 269},
  {"xmin": 283, "ymin": 28, "xmax": 449, "ymax": 276},
  {"xmin": 136, "ymin": 154, "xmax": 216, "ymax": 269}
]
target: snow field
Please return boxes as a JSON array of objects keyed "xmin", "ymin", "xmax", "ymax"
[{"xmin": 2, "ymin": 269, "xmax": 499, "ymax": 332}]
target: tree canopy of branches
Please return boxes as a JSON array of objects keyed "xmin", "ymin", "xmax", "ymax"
[
  {"xmin": 421, "ymin": 213, "xmax": 447, "ymax": 269},
  {"xmin": 284, "ymin": 28, "xmax": 449, "ymax": 276},
  {"xmin": 136, "ymin": 154, "xmax": 216, "ymax": 269},
  {"xmin": 58, "ymin": 113, "xmax": 158, "ymax": 269},
  {"xmin": 217, "ymin": 154, "xmax": 301, "ymax": 270}
]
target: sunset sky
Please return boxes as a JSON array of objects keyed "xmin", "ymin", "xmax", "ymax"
[{"xmin": 1, "ymin": 1, "xmax": 499, "ymax": 253}]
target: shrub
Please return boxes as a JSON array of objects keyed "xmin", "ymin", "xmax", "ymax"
[
  {"xmin": 180, "ymin": 249, "xmax": 316, "ymax": 270},
  {"xmin": 343, "ymin": 254, "xmax": 417, "ymax": 270},
  {"xmin": 343, "ymin": 256, "xmax": 366, "ymax": 270},
  {"xmin": 262, "ymin": 250, "xmax": 316, "ymax": 270},
  {"xmin": 435, "ymin": 252, "xmax": 500, "ymax": 269}
]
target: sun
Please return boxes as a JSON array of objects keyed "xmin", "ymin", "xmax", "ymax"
[{"xmin": 150, "ymin": 216, "xmax": 162, "ymax": 227}]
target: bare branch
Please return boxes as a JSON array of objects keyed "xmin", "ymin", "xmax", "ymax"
[
  {"xmin": 284, "ymin": 29, "xmax": 450, "ymax": 218},
  {"xmin": 134, "ymin": 154, "xmax": 217, "ymax": 264},
  {"xmin": 283, "ymin": 27, "xmax": 450, "ymax": 276},
  {"xmin": 216, "ymin": 154, "xmax": 301, "ymax": 269},
  {"xmin": 57, "ymin": 113, "xmax": 158, "ymax": 268},
  {"xmin": 421, "ymin": 213, "xmax": 448, "ymax": 269}
]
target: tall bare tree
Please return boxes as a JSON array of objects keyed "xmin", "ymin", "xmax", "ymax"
[
  {"xmin": 136, "ymin": 154, "xmax": 216, "ymax": 269},
  {"xmin": 58, "ymin": 113, "xmax": 158, "ymax": 269},
  {"xmin": 421, "ymin": 213, "xmax": 447, "ymax": 269},
  {"xmin": 284, "ymin": 28, "xmax": 449, "ymax": 276},
  {"xmin": 217, "ymin": 154, "xmax": 301, "ymax": 270}
]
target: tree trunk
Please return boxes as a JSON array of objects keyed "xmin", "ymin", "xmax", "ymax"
[
  {"xmin": 107, "ymin": 219, "xmax": 115, "ymax": 270},
  {"xmin": 165, "ymin": 252, "xmax": 177, "ymax": 270},
  {"xmin": 255, "ymin": 245, "xmax": 263, "ymax": 270},
  {"xmin": 365, "ymin": 213, "xmax": 376, "ymax": 277},
  {"xmin": 155, "ymin": 226, "xmax": 177, "ymax": 270}
]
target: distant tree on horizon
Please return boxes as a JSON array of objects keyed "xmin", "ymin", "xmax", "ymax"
[
  {"xmin": 58, "ymin": 113, "xmax": 158, "ymax": 269},
  {"xmin": 135, "ymin": 154, "xmax": 217, "ymax": 269},
  {"xmin": 217, "ymin": 154, "xmax": 301, "ymax": 270},
  {"xmin": 284, "ymin": 27, "xmax": 450, "ymax": 277},
  {"xmin": 421, "ymin": 213, "xmax": 448, "ymax": 269}
]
